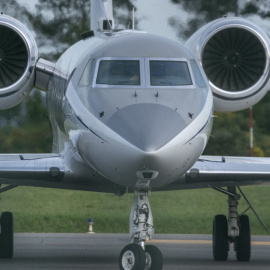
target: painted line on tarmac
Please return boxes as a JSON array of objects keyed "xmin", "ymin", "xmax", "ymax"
[
  {"xmin": 149, "ymin": 239, "xmax": 212, "ymax": 245},
  {"xmin": 252, "ymin": 241, "xmax": 270, "ymax": 246},
  {"xmin": 149, "ymin": 239, "xmax": 270, "ymax": 246}
]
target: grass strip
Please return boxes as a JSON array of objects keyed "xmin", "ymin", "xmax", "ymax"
[{"xmin": 0, "ymin": 186, "xmax": 269, "ymax": 235}]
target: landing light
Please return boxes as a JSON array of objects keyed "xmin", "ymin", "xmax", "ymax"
[{"xmin": 136, "ymin": 170, "xmax": 159, "ymax": 180}]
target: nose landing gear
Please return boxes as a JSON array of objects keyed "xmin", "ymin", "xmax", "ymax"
[
  {"xmin": 120, "ymin": 243, "xmax": 146, "ymax": 270},
  {"xmin": 145, "ymin": 245, "xmax": 163, "ymax": 270},
  {"xmin": 119, "ymin": 182, "xmax": 163, "ymax": 270}
]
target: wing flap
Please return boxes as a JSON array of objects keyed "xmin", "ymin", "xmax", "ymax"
[{"xmin": 187, "ymin": 156, "xmax": 270, "ymax": 184}]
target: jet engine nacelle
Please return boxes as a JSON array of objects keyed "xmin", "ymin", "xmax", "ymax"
[
  {"xmin": 0, "ymin": 14, "xmax": 38, "ymax": 110},
  {"xmin": 186, "ymin": 17, "xmax": 270, "ymax": 112}
]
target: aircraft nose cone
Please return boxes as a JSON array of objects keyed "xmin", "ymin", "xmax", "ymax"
[{"xmin": 106, "ymin": 103, "xmax": 187, "ymax": 152}]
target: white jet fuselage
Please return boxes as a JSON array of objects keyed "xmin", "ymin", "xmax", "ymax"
[{"xmin": 48, "ymin": 31, "xmax": 213, "ymax": 188}]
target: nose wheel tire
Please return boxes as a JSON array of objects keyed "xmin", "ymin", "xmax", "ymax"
[
  {"xmin": 119, "ymin": 244, "xmax": 146, "ymax": 270},
  {"xmin": 0, "ymin": 212, "xmax": 14, "ymax": 259},
  {"xmin": 213, "ymin": 215, "xmax": 229, "ymax": 261},
  {"xmin": 145, "ymin": 245, "xmax": 163, "ymax": 270}
]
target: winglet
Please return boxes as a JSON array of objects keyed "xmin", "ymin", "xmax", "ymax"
[{"xmin": 91, "ymin": 0, "xmax": 114, "ymax": 33}]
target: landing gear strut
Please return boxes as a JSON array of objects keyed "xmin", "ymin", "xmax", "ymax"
[
  {"xmin": 212, "ymin": 186, "xmax": 251, "ymax": 261},
  {"xmin": 119, "ymin": 181, "xmax": 163, "ymax": 270}
]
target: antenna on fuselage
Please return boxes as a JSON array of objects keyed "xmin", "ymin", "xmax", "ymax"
[
  {"xmin": 132, "ymin": 7, "xmax": 135, "ymax": 30},
  {"xmin": 90, "ymin": 0, "xmax": 114, "ymax": 34}
]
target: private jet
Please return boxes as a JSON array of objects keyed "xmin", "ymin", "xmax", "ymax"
[{"xmin": 1, "ymin": 0, "xmax": 270, "ymax": 269}]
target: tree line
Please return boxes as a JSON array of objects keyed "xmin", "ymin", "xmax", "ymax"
[{"xmin": 0, "ymin": 0, "xmax": 270, "ymax": 157}]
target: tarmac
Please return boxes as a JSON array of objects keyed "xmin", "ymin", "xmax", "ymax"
[{"xmin": 1, "ymin": 233, "xmax": 270, "ymax": 269}]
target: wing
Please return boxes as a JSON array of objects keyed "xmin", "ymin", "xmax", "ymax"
[
  {"xmin": 155, "ymin": 156, "xmax": 270, "ymax": 191},
  {"xmin": 0, "ymin": 154, "xmax": 64, "ymax": 188},
  {"xmin": 0, "ymin": 154, "xmax": 120, "ymax": 193}
]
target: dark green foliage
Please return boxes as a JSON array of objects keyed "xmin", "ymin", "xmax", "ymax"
[
  {"xmin": 29, "ymin": 0, "xmax": 134, "ymax": 60},
  {"xmin": 0, "ymin": 91, "xmax": 52, "ymax": 153},
  {"xmin": 169, "ymin": 0, "xmax": 238, "ymax": 40},
  {"xmin": 28, "ymin": 0, "xmax": 91, "ymax": 60},
  {"xmin": 0, "ymin": 0, "xmax": 134, "ymax": 154},
  {"xmin": 0, "ymin": 0, "xmax": 270, "ymax": 157},
  {"xmin": 0, "ymin": 1, "xmax": 270, "ymax": 236},
  {"xmin": 204, "ymin": 93, "xmax": 270, "ymax": 157},
  {"xmin": 169, "ymin": 0, "xmax": 270, "ymax": 40},
  {"xmin": 241, "ymin": 3, "xmax": 259, "ymax": 15},
  {"xmin": 241, "ymin": 1, "xmax": 270, "ymax": 18},
  {"xmin": 168, "ymin": 0, "xmax": 270, "ymax": 157},
  {"xmin": 204, "ymin": 111, "xmax": 250, "ymax": 156}
]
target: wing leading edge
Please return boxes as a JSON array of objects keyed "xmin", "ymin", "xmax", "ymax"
[
  {"xmin": 0, "ymin": 154, "xmax": 64, "ymax": 187},
  {"xmin": 2, "ymin": 154, "xmax": 270, "ymax": 192},
  {"xmin": 155, "ymin": 156, "xmax": 270, "ymax": 191},
  {"xmin": 0, "ymin": 154, "xmax": 123, "ymax": 193}
]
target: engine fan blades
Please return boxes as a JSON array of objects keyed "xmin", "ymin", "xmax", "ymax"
[
  {"xmin": 202, "ymin": 28, "xmax": 266, "ymax": 91},
  {"xmin": 0, "ymin": 25, "xmax": 28, "ymax": 88}
]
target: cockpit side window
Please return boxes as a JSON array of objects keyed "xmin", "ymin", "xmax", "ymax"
[
  {"xmin": 190, "ymin": 60, "xmax": 206, "ymax": 88},
  {"xmin": 96, "ymin": 60, "xmax": 140, "ymax": 86},
  {"xmin": 149, "ymin": 61, "xmax": 192, "ymax": 86},
  {"xmin": 79, "ymin": 59, "xmax": 94, "ymax": 86}
]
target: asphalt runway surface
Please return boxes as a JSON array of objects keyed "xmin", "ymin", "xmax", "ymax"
[{"xmin": 1, "ymin": 233, "xmax": 270, "ymax": 269}]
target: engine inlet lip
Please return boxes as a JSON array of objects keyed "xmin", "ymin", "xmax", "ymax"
[
  {"xmin": 198, "ymin": 19, "xmax": 270, "ymax": 99},
  {"xmin": 0, "ymin": 15, "xmax": 38, "ymax": 95},
  {"xmin": 0, "ymin": 23, "xmax": 29, "ymax": 92}
]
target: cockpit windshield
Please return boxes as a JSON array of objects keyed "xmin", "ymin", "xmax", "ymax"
[
  {"xmin": 96, "ymin": 60, "xmax": 140, "ymax": 85},
  {"xmin": 81, "ymin": 57, "xmax": 199, "ymax": 88},
  {"xmin": 149, "ymin": 61, "xmax": 192, "ymax": 86}
]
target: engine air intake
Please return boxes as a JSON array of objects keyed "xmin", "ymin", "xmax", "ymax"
[
  {"xmin": 202, "ymin": 27, "xmax": 266, "ymax": 91},
  {"xmin": 0, "ymin": 14, "xmax": 38, "ymax": 109},
  {"xmin": 0, "ymin": 25, "xmax": 28, "ymax": 88}
]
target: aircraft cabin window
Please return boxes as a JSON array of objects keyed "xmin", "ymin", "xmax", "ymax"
[
  {"xmin": 190, "ymin": 60, "xmax": 206, "ymax": 88},
  {"xmin": 149, "ymin": 61, "xmax": 192, "ymax": 86},
  {"xmin": 96, "ymin": 60, "xmax": 141, "ymax": 86}
]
